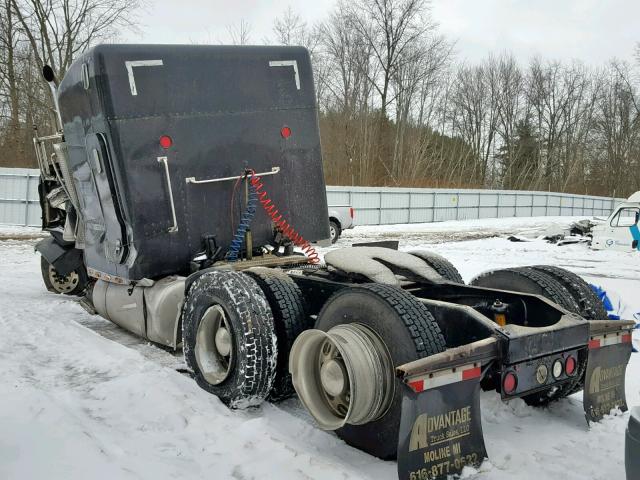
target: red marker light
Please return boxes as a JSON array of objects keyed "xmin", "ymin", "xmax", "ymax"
[
  {"xmin": 160, "ymin": 135, "xmax": 173, "ymax": 149},
  {"xmin": 280, "ymin": 126, "xmax": 292, "ymax": 139},
  {"xmin": 349, "ymin": 207, "xmax": 354, "ymax": 219},
  {"xmin": 503, "ymin": 372, "xmax": 517, "ymax": 394},
  {"xmin": 565, "ymin": 356, "xmax": 577, "ymax": 376}
]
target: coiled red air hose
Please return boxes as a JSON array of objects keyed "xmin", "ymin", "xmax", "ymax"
[{"xmin": 248, "ymin": 171, "xmax": 320, "ymax": 264}]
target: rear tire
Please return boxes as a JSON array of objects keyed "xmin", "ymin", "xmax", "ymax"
[
  {"xmin": 40, "ymin": 255, "xmax": 88, "ymax": 295},
  {"xmin": 182, "ymin": 270, "xmax": 277, "ymax": 408},
  {"xmin": 409, "ymin": 250, "xmax": 464, "ymax": 284},
  {"xmin": 315, "ymin": 283, "xmax": 446, "ymax": 459},
  {"xmin": 245, "ymin": 267, "xmax": 310, "ymax": 401},
  {"xmin": 528, "ymin": 265, "xmax": 607, "ymax": 320},
  {"xmin": 329, "ymin": 220, "xmax": 341, "ymax": 244}
]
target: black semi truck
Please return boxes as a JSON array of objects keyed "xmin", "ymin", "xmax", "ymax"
[{"xmin": 33, "ymin": 44, "xmax": 633, "ymax": 480}]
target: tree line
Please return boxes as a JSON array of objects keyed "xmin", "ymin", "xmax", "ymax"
[{"xmin": 1, "ymin": 0, "xmax": 639, "ymax": 197}]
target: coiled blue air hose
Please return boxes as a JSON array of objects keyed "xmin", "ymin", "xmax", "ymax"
[{"xmin": 227, "ymin": 181, "xmax": 257, "ymax": 261}]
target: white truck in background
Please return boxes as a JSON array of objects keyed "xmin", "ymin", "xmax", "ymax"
[
  {"xmin": 328, "ymin": 205, "xmax": 354, "ymax": 243},
  {"xmin": 592, "ymin": 192, "xmax": 640, "ymax": 252}
]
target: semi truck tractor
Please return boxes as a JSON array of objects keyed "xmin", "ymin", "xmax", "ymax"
[{"xmin": 33, "ymin": 44, "xmax": 633, "ymax": 480}]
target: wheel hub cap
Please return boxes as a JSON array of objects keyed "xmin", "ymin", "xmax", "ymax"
[
  {"xmin": 215, "ymin": 327, "xmax": 232, "ymax": 357},
  {"xmin": 195, "ymin": 305, "xmax": 233, "ymax": 385},
  {"xmin": 320, "ymin": 359, "xmax": 346, "ymax": 397}
]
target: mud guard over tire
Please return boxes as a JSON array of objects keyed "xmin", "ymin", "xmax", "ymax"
[
  {"xmin": 182, "ymin": 269, "xmax": 277, "ymax": 408},
  {"xmin": 583, "ymin": 322, "xmax": 634, "ymax": 422},
  {"xmin": 245, "ymin": 267, "xmax": 310, "ymax": 401},
  {"xmin": 396, "ymin": 338, "xmax": 498, "ymax": 480},
  {"xmin": 306, "ymin": 283, "xmax": 446, "ymax": 459},
  {"xmin": 408, "ymin": 251, "xmax": 464, "ymax": 284}
]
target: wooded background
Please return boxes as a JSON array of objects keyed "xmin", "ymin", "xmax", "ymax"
[{"xmin": 1, "ymin": 0, "xmax": 639, "ymax": 197}]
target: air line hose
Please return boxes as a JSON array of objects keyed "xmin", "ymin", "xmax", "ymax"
[
  {"xmin": 249, "ymin": 170, "xmax": 320, "ymax": 264},
  {"xmin": 226, "ymin": 181, "xmax": 258, "ymax": 262}
]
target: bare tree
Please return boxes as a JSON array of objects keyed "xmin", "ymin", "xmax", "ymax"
[
  {"xmin": 227, "ymin": 19, "xmax": 251, "ymax": 46},
  {"xmin": 349, "ymin": 0, "xmax": 432, "ymax": 119},
  {"xmin": 10, "ymin": 0, "xmax": 140, "ymax": 79},
  {"xmin": 0, "ymin": 0, "xmax": 141, "ymax": 167}
]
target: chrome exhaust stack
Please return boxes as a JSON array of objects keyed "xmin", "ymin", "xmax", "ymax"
[{"xmin": 42, "ymin": 65, "xmax": 63, "ymax": 132}]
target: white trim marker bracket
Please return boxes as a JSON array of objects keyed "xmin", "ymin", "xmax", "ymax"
[
  {"xmin": 269, "ymin": 60, "xmax": 300, "ymax": 90},
  {"xmin": 125, "ymin": 60, "xmax": 164, "ymax": 96}
]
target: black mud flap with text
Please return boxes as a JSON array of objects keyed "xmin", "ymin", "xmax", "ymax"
[
  {"xmin": 397, "ymin": 364, "xmax": 487, "ymax": 480},
  {"xmin": 583, "ymin": 329, "xmax": 633, "ymax": 422}
]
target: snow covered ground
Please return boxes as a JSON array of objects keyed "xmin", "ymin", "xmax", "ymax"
[{"xmin": 1, "ymin": 217, "xmax": 639, "ymax": 480}]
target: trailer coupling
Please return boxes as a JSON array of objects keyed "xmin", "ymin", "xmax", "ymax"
[{"xmin": 396, "ymin": 320, "xmax": 634, "ymax": 480}]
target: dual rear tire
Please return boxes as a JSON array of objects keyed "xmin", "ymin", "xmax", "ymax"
[
  {"xmin": 182, "ymin": 268, "xmax": 310, "ymax": 407},
  {"xmin": 183, "ymin": 269, "xmax": 447, "ymax": 460}
]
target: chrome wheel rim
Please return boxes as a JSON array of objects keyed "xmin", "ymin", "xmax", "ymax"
[
  {"xmin": 48, "ymin": 265, "xmax": 79, "ymax": 294},
  {"xmin": 195, "ymin": 305, "xmax": 233, "ymax": 385}
]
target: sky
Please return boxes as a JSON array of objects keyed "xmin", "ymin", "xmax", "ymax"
[{"xmin": 124, "ymin": 0, "xmax": 640, "ymax": 65}]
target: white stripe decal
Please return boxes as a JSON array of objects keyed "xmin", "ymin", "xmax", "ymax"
[
  {"xmin": 269, "ymin": 60, "xmax": 300, "ymax": 90},
  {"xmin": 589, "ymin": 332, "xmax": 632, "ymax": 349},
  {"xmin": 125, "ymin": 60, "xmax": 164, "ymax": 96},
  {"xmin": 407, "ymin": 363, "xmax": 480, "ymax": 393}
]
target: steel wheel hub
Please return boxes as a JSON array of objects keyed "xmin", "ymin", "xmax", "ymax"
[
  {"xmin": 289, "ymin": 323, "xmax": 394, "ymax": 430},
  {"xmin": 195, "ymin": 305, "xmax": 234, "ymax": 385},
  {"xmin": 48, "ymin": 265, "xmax": 79, "ymax": 294}
]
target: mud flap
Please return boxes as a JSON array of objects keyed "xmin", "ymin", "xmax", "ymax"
[
  {"xmin": 397, "ymin": 365, "xmax": 487, "ymax": 480},
  {"xmin": 583, "ymin": 330, "xmax": 633, "ymax": 422}
]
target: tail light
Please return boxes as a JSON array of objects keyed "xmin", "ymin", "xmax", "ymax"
[
  {"xmin": 503, "ymin": 371, "xmax": 517, "ymax": 394},
  {"xmin": 349, "ymin": 207, "xmax": 354, "ymax": 219},
  {"xmin": 159, "ymin": 135, "xmax": 172, "ymax": 149},
  {"xmin": 565, "ymin": 355, "xmax": 577, "ymax": 376},
  {"xmin": 280, "ymin": 126, "xmax": 292, "ymax": 139}
]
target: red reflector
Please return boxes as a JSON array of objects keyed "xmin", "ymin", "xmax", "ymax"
[
  {"xmin": 280, "ymin": 126, "xmax": 292, "ymax": 139},
  {"xmin": 588, "ymin": 339, "xmax": 601, "ymax": 350},
  {"xmin": 622, "ymin": 333, "xmax": 632, "ymax": 343},
  {"xmin": 565, "ymin": 356, "xmax": 577, "ymax": 376},
  {"xmin": 408, "ymin": 379, "xmax": 424, "ymax": 393},
  {"xmin": 349, "ymin": 207, "xmax": 354, "ymax": 219},
  {"xmin": 462, "ymin": 366, "xmax": 481, "ymax": 381},
  {"xmin": 503, "ymin": 372, "xmax": 517, "ymax": 394},
  {"xmin": 159, "ymin": 135, "xmax": 172, "ymax": 149}
]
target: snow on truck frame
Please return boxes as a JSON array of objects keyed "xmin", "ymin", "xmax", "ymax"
[{"xmin": 32, "ymin": 45, "xmax": 633, "ymax": 480}]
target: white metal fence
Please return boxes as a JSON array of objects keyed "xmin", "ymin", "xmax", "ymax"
[
  {"xmin": 0, "ymin": 167, "xmax": 623, "ymax": 227},
  {"xmin": 326, "ymin": 186, "xmax": 623, "ymax": 225},
  {"xmin": 0, "ymin": 168, "xmax": 42, "ymax": 227}
]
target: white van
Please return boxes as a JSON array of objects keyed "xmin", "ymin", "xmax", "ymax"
[{"xmin": 592, "ymin": 192, "xmax": 640, "ymax": 252}]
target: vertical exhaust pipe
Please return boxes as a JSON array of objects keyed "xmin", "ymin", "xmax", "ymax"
[{"xmin": 42, "ymin": 65, "xmax": 63, "ymax": 132}]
